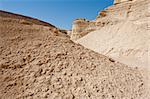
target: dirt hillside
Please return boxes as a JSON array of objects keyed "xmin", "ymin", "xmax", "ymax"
[{"xmin": 0, "ymin": 11, "xmax": 149, "ymax": 99}]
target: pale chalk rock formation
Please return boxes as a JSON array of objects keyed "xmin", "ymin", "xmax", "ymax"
[
  {"xmin": 114, "ymin": 0, "xmax": 138, "ymax": 4},
  {"xmin": 71, "ymin": 18, "xmax": 89, "ymax": 40},
  {"xmin": 70, "ymin": 19, "xmax": 96, "ymax": 40},
  {"xmin": 74, "ymin": 0, "xmax": 150, "ymax": 69},
  {"xmin": 70, "ymin": 0, "xmax": 133, "ymax": 40},
  {"xmin": 114, "ymin": 0, "xmax": 130, "ymax": 4}
]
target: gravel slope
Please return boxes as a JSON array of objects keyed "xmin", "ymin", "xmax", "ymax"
[{"xmin": 0, "ymin": 11, "xmax": 149, "ymax": 99}]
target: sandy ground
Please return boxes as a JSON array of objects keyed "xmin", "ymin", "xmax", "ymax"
[{"xmin": 0, "ymin": 11, "xmax": 149, "ymax": 99}]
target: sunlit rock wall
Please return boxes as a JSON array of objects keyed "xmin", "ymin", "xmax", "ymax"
[{"xmin": 71, "ymin": 19, "xmax": 96, "ymax": 40}]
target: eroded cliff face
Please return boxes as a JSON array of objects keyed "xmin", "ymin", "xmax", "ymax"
[
  {"xmin": 71, "ymin": 0, "xmax": 149, "ymax": 41},
  {"xmin": 114, "ymin": 0, "xmax": 131, "ymax": 4},
  {"xmin": 70, "ymin": 19, "xmax": 96, "ymax": 40},
  {"xmin": 114, "ymin": 0, "xmax": 139, "ymax": 4},
  {"xmin": 72, "ymin": 0, "xmax": 150, "ymax": 69}
]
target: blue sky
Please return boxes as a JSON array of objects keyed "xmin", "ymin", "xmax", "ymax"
[{"xmin": 0, "ymin": 0, "xmax": 114, "ymax": 29}]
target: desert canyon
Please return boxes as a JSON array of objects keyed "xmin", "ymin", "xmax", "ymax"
[{"xmin": 0, "ymin": 0, "xmax": 150, "ymax": 99}]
